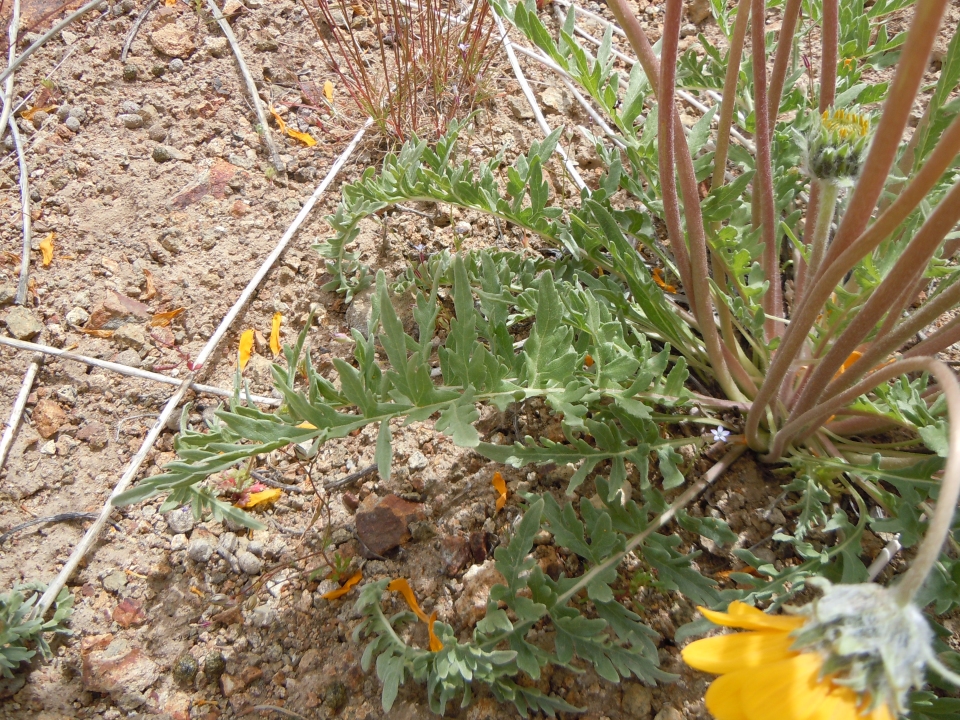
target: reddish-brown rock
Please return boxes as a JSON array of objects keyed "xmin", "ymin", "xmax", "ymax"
[
  {"xmin": 86, "ymin": 291, "xmax": 151, "ymax": 331},
  {"xmin": 81, "ymin": 634, "xmax": 159, "ymax": 697},
  {"xmin": 355, "ymin": 494, "xmax": 425, "ymax": 556},
  {"xmin": 32, "ymin": 399, "xmax": 66, "ymax": 439}
]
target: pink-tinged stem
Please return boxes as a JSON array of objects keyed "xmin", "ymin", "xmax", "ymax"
[
  {"xmin": 812, "ymin": 0, "xmax": 948, "ymax": 276},
  {"xmin": 767, "ymin": 0, "xmax": 802, "ymax": 125},
  {"xmin": 751, "ymin": 0, "xmax": 782, "ymax": 340},
  {"xmin": 820, "ymin": 0, "xmax": 839, "ymax": 109},
  {"xmin": 608, "ymin": 0, "xmax": 741, "ymax": 400},
  {"xmin": 784, "ymin": 178, "xmax": 960, "ymax": 434},
  {"xmin": 712, "ymin": 0, "xmax": 752, "ymax": 191},
  {"xmin": 745, "ymin": 21, "xmax": 959, "ymax": 450}
]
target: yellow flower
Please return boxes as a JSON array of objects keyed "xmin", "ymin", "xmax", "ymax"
[{"xmin": 682, "ymin": 601, "xmax": 894, "ymax": 720}]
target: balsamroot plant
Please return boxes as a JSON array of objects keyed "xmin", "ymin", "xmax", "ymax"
[{"xmin": 116, "ymin": 0, "xmax": 960, "ymax": 715}]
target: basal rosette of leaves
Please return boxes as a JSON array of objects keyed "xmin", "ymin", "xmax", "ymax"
[{"xmin": 114, "ymin": 0, "xmax": 960, "ymax": 715}]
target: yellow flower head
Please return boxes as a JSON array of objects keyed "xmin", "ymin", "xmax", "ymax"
[
  {"xmin": 682, "ymin": 582, "xmax": 937, "ymax": 720},
  {"xmin": 808, "ymin": 107, "xmax": 871, "ymax": 182}
]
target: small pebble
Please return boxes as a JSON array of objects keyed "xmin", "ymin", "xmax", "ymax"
[
  {"xmin": 169, "ymin": 58, "xmax": 184, "ymax": 72},
  {"xmin": 165, "ymin": 507, "xmax": 195, "ymax": 534},
  {"xmin": 251, "ymin": 605, "xmax": 276, "ymax": 627},
  {"xmin": 118, "ymin": 113, "xmax": 143, "ymax": 129},
  {"xmin": 68, "ymin": 106, "xmax": 87, "ymax": 123},
  {"xmin": 56, "ymin": 104, "xmax": 70, "ymax": 120},
  {"xmin": 148, "ymin": 125, "xmax": 167, "ymax": 142},
  {"xmin": 122, "ymin": 63, "xmax": 139, "ymax": 81},
  {"xmin": 152, "ymin": 145, "xmax": 172, "ymax": 162},
  {"xmin": 120, "ymin": 100, "xmax": 140, "ymax": 114},
  {"xmin": 218, "ymin": 532, "xmax": 238, "ymax": 554},
  {"xmin": 30, "ymin": 111, "xmax": 49, "ymax": 129},
  {"xmin": 170, "ymin": 533, "xmax": 188, "ymax": 552},
  {"xmin": 64, "ymin": 117, "xmax": 81, "ymax": 132},
  {"xmin": 151, "ymin": 65, "xmax": 166, "ymax": 77},
  {"xmin": 188, "ymin": 537, "xmax": 214, "ymax": 562},
  {"xmin": 237, "ymin": 551, "xmax": 262, "ymax": 575},
  {"xmin": 454, "ymin": 220, "xmax": 471, "ymax": 235}
]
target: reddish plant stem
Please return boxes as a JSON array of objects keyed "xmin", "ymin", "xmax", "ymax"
[
  {"xmin": 820, "ymin": 0, "xmax": 839, "ymax": 109},
  {"xmin": 812, "ymin": 0, "xmax": 948, "ymax": 275},
  {"xmin": 794, "ymin": 0, "xmax": 838, "ymax": 303},
  {"xmin": 751, "ymin": 0, "xmax": 782, "ymax": 340},
  {"xmin": 785, "ymin": 178, "xmax": 960, "ymax": 433},
  {"xmin": 745, "ymin": 0, "xmax": 953, "ymax": 449},
  {"xmin": 767, "ymin": 0, "xmax": 802, "ymax": 126}
]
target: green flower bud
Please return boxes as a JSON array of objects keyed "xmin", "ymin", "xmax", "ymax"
[{"xmin": 808, "ymin": 108, "xmax": 871, "ymax": 182}]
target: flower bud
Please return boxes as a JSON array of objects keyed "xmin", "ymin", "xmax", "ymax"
[{"xmin": 807, "ymin": 108, "xmax": 871, "ymax": 182}]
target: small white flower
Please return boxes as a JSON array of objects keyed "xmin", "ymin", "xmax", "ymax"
[{"xmin": 710, "ymin": 426, "xmax": 730, "ymax": 443}]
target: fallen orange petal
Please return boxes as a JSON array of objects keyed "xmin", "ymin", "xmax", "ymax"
[
  {"xmin": 428, "ymin": 611, "xmax": 443, "ymax": 652},
  {"xmin": 387, "ymin": 578, "xmax": 429, "ymax": 621},
  {"xmin": 269, "ymin": 105, "xmax": 287, "ymax": 133},
  {"xmin": 270, "ymin": 312, "xmax": 282, "ymax": 356},
  {"xmin": 38, "ymin": 232, "xmax": 54, "ymax": 266},
  {"xmin": 238, "ymin": 329, "xmax": 255, "ymax": 371},
  {"xmin": 149, "ymin": 307, "xmax": 186, "ymax": 327},
  {"xmin": 238, "ymin": 487, "xmax": 282, "ymax": 509},
  {"xmin": 584, "ymin": 354, "xmax": 594, "ymax": 368},
  {"xmin": 492, "ymin": 471, "xmax": 507, "ymax": 512},
  {"xmin": 321, "ymin": 570, "xmax": 363, "ymax": 600}
]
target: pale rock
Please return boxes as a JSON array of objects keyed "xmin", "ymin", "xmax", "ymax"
[
  {"xmin": 506, "ymin": 95, "xmax": 534, "ymax": 120},
  {"xmin": 4, "ymin": 306, "xmax": 44, "ymax": 339},
  {"xmin": 150, "ymin": 24, "xmax": 196, "ymax": 58},
  {"xmin": 66, "ymin": 306, "xmax": 90, "ymax": 327},
  {"xmin": 540, "ymin": 86, "xmax": 571, "ymax": 114},
  {"xmin": 454, "ymin": 559, "xmax": 505, "ymax": 627}
]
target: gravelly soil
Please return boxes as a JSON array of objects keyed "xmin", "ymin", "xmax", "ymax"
[{"xmin": 0, "ymin": 0, "xmax": 956, "ymax": 718}]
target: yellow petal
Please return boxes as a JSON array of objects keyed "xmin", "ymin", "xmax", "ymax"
[
  {"xmin": 38, "ymin": 232, "xmax": 54, "ymax": 266},
  {"xmin": 323, "ymin": 80, "xmax": 334, "ymax": 102},
  {"xmin": 699, "ymin": 602, "xmax": 807, "ymax": 632},
  {"xmin": 149, "ymin": 308, "xmax": 186, "ymax": 327},
  {"xmin": 387, "ymin": 578, "xmax": 429, "ymax": 622},
  {"xmin": 704, "ymin": 672, "xmax": 751, "ymax": 720},
  {"xmin": 285, "ymin": 127, "xmax": 317, "ymax": 147},
  {"xmin": 270, "ymin": 312, "xmax": 282, "ymax": 357},
  {"xmin": 238, "ymin": 329, "xmax": 255, "ymax": 370},
  {"xmin": 865, "ymin": 702, "xmax": 894, "ymax": 720},
  {"xmin": 741, "ymin": 653, "xmax": 833, "ymax": 720},
  {"xmin": 297, "ymin": 421, "xmax": 318, "ymax": 430},
  {"xmin": 682, "ymin": 630, "xmax": 796, "ymax": 675},
  {"xmin": 427, "ymin": 611, "xmax": 443, "ymax": 652},
  {"xmin": 239, "ymin": 487, "xmax": 282, "ymax": 509},
  {"xmin": 492, "ymin": 471, "xmax": 507, "ymax": 511},
  {"xmin": 321, "ymin": 570, "xmax": 362, "ymax": 600},
  {"xmin": 269, "ymin": 105, "xmax": 287, "ymax": 133}
]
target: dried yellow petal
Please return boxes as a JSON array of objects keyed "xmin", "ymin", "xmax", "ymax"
[
  {"xmin": 285, "ymin": 128, "xmax": 316, "ymax": 146},
  {"xmin": 270, "ymin": 312, "xmax": 282, "ymax": 357},
  {"xmin": 238, "ymin": 329, "xmax": 255, "ymax": 370},
  {"xmin": 321, "ymin": 570, "xmax": 363, "ymax": 600},
  {"xmin": 428, "ymin": 611, "xmax": 443, "ymax": 652},
  {"xmin": 492, "ymin": 471, "xmax": 507, "ymax": 512},
  {"xmin": 269, "ymin": 106, "xmax": 287, "ymax": 133},
  {"xmin": 38, "ymin": 232, "xmax": 54, "ymax": 266},
  {"xmin": 387, "ymin": 578, "xmax": 429, "ymax": 622},
  {"xmin": 323, "ymin": 80, "xmax": 334, "ymax": 102},
  {"xmin": 149, "ymin": 307, "xmax": 186, "ymax": 327},
  {"xmin": 238, "ymin": 487, "xmax": 282, "ymax": 509}
]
